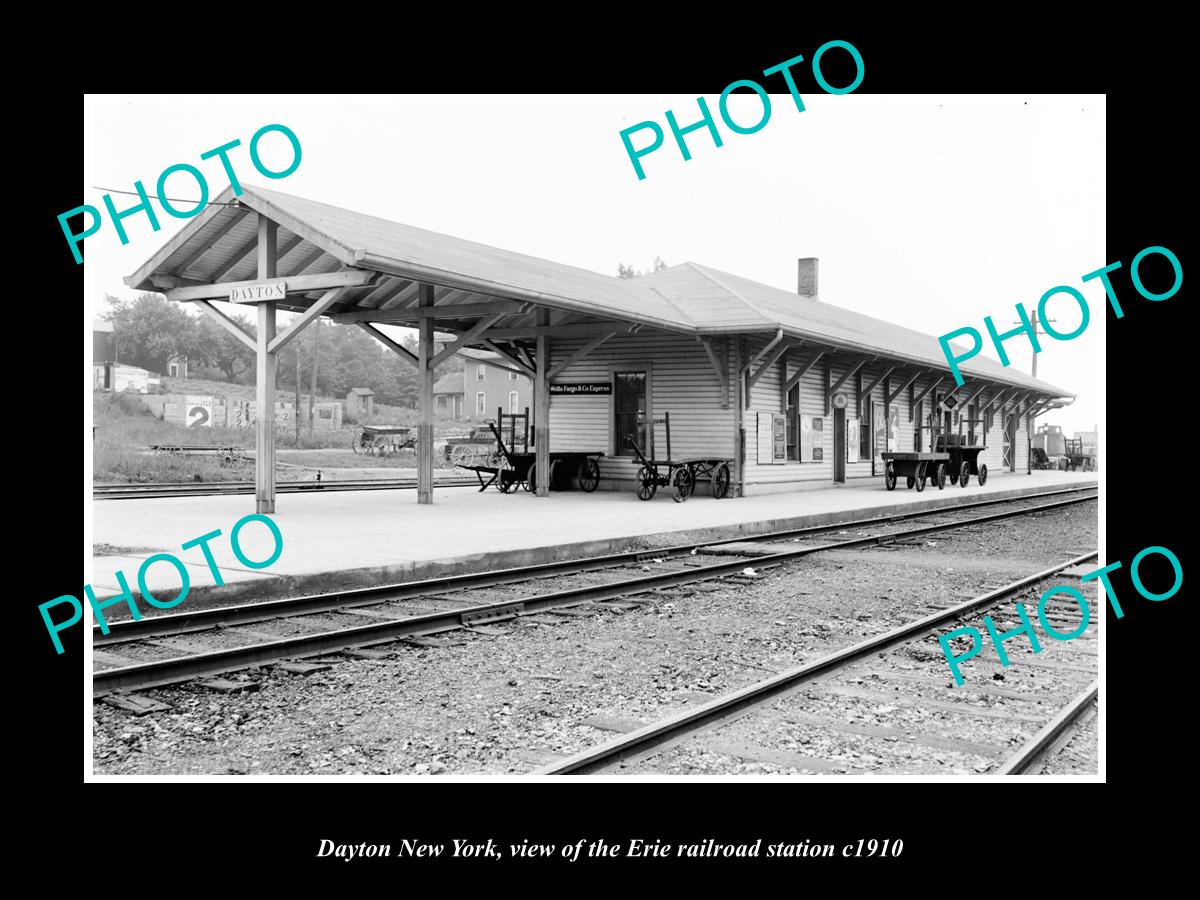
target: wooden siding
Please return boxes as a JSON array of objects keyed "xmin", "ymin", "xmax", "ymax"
[
  {"xmin": 741, "ymin": 341, "xmax": 834, "ymax": 493},
  {"xmin": 545, "ymin": 331, "xmax": 1041, "ymax": 494},
  {"xmin": 547, "ymin": 331, "xmax": 735, "ymax": 488}
]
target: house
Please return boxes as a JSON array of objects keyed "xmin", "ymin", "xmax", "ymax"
[
  {"xmin": 93, "ymin": 320, "xmax": 116, "ymax": 389},
  {"xmin": 460, "ymin": 349, "xmax": 534, "ymax": 422},
  {"xmin": 345, "ymin": 388, "xmax": 375, "ymax": 417},
  {"xmin": 166, "ymin": 354, "xmax": 188, "ymax": 379},
  {"xmin": 433, "ymin": 372, "xmax": 464, "ymax": 419}
]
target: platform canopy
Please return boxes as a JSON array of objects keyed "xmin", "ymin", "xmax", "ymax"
[
  {"xmin": 128, "ymin": 183, "xmax": 1072, "ymax": 398},
  {"xmin": 127, "ymin": 184, "xmax": 1075, "ymax": 512}
]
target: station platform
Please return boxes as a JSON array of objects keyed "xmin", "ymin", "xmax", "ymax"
[{"xmin": 89, "ymin": 470, "xmax": 1098, "ymax": 607}]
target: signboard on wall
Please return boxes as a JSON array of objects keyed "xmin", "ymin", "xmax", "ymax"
[
  {"xmin": 887, "ymin": 405, "xmax": 900, "ymax": 452},
  {"xmin": 185, "ymin": 395, "xmax": 213, "ymax": 428},
  {"xmin": 800, "ymin": 415, "xmax": 824, "ymax": 462},
  {"xmin": 772, "ymin": 414, "xmax": 786, "ymax": 461},
  {"xmin": 756, "ymin": 412, "xmax": 772, "ymax": 464},
  {"xmin": 550, "ymin": 382, "xmax": 612, "ymax": 395},
  {"xmin": 846, "ymin": 417, "xmax": 860, "ymax": 464},
  {"xmin": 873, "ymin": 403, "xmax": 887, "ymax": 471},
  {"xmin": 755, "ymin": 412, "xmax": 787, "ymax": 464}
]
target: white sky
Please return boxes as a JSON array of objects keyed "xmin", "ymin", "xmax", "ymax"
[{"xmin": 83, "ymin": 94, "xmax": 1104, "ymax": 434}]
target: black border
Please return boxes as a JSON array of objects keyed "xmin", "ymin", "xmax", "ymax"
[{"xmin": 22, "ymin": 12, "xmax": 1185, "ymax": 882}]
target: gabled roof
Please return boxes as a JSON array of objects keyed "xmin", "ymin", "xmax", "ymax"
[
  {"xmin": 127, "ymin": 184, "xmax": 1072, "ymax": 399},
  {"xmin": 641, "ymin": 263, "xmax": 1072, "ymax": 396},
  {"xmin": 347, "ymin": 388, "xmax": 374, "ymax": 396},
  {"xmin": 434, "ymin": 372, "xmax": 464, "ymax": 394}
]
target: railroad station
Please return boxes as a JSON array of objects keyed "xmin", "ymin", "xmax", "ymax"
[
  {"xmin": 93, "ymin": 183, "xmax": 1099, "ymax": 779},
  {"xmin": 124, "ymin": 184, "xmax": 1075, "ymax": 513},
  {"xmin": 93, "ymin": 184, "xmax": 1093, "ymax": 604}
]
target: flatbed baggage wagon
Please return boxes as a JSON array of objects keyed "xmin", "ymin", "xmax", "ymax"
[
  {"xmin": 456, "ymin": 407, "xmax": 602, "ymax": 493},
  {"xmin": 625, "ymin": 411, "xmax": 733, "ymax": 501},
  {"xmin": 880, "ymin": 451, "xmax": 950, "ymax": 492},
  {"xmin": 352, "ymin": 424, "xmax": 415, "ymax": 457},
  {"xmin": 934, "ymin": 411, "xmax": 988, "ymax": 487},
  {"xmin": 1063, "ymin": 437, "xmax": 1094, "ymax": 472}
]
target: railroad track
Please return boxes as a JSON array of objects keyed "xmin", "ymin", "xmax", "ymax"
[
  {"xmin": 93, "ymin": 476, "xmax": 478, "ymax": 500},
  {"xmin": 92, "ymin": 485, "xmax": 1096, "ymax": 698},
  {"xmin": 533, "ymin": 556, "xmax": 1099, "ymax": 776}
]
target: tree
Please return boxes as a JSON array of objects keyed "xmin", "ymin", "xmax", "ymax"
[
  {"xmin": 103, "ymin": 293, "xmax": 197, "ymax": 375},
  {"xmin": 190, "ymin": 312, "xmax": 256, "ymax": 382},
  {"xmin": 617, "ymin": 256, "xmax": 668, "ymax": 278}
]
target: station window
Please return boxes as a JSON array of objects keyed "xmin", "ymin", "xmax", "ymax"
[
  {"xmin": 476, "ymin": 392, "xmax": 486, "ymax": 415},
  {"xmin": 614, "ymin": 371, "xmax": 646, "ymax": 456},
  {"xmin": 509, "ymin": 391, "xmax": 519, "ymax": 414},
  {"xmin": 509, "ymin": 371, "xmax": 518, "ymax": 381},
  {"xmin": 968, "ymin": 402, "xmax": 977, "ymax": 444},
  {"xmin": 437, "ymin": 395, "xmax": 446, "ymax": 407},
  {"xmin": 476, "ymin": 364, "xmax": 486, "ymax": 381}
]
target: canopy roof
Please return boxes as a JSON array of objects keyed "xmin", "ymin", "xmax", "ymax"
[{"xmin": 127, "ymin": 184, "xmax": 1072, "ymax": 399}]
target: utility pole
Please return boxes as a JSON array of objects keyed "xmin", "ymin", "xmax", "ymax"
[
  {"xmin": 1014, "ymin": 315, "xmax": 1054, "ymax": 380},
  {"xmin": 308, "ymin": 323, "xmax": 320, "ymax": 442},
  {"xmin": 1015, "ymin": 315, "xmax": 1054, "ymax": 472},
  {"xmin": 294, "ymin": 341, "xmax": 302, "ymax": 444}
]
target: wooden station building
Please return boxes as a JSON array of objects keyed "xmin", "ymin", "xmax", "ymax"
[{"xmin": 127, "ymin": 185, "xmax": 1074, "ymax": 512}]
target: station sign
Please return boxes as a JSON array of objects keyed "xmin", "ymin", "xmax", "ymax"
[
  {"xmin": 550, "ymin": 382, "xmax": 612, "ymax": 395},
  {"xmin": 229, "ymin": 280, "xmax": 287, "ymax": 303}
]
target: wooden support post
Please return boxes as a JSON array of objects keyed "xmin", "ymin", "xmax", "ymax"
[
  {"xmin": 859, "ymin": 365, "xmax": 895, "ymax": 410},
  {"xmin": 887, "ymin": 370, "xmax": 921, "ymax": 405},
  {"xmin": 779, "ymin": 346, "xmax": 791, "ymax": 413},
  {"xmin": 480, "ymin": 339, "xmax": 536, "ymax": 378},
  {"xmin": 417, "ymin": 283, "xmax": 435, "ymax": 504},
  {"xmin": 549, "ymin": 329, "xmax": 621, "ymax": 380},
  {"xmin": 307, "ymin": 323, "xmax": 319, "ymax": 443},
  {"xmin": 827, "ymin": 359, "xmax": 866, "ymax": 415},
  {"xmin": 698, "ymin": 337, "xmax": 729, "ymax": 409},
  {"xmin": 747, "ymin": 339, "xmax": 792, "ymax": 394},
  {"xmin": 734, "ymin": 338, "xmax": 745, "ymax": 497},
  {"xmin": 535, "ymin": 308, "xmax": 550, "ymax": 497},
  {"xmin": 193, "ymin": 300, "xmax": 256, "ymax": 351},
  {"xmin": 358, "ymin": 323, "xmax": 419, "ymax": 367},
  {"xmin": 910, "ymin": 376, "xmax": 943, "ymax": 421},
  {"xmin": 785, "ymin": 350, "xmax": 824, "ymax": 393},
  {"xmin": 254, "ymin": 215, "xmax": 278, "ymax": 514}
]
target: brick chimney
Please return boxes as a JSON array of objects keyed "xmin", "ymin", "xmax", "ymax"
[{"xmin": 797, "ymin": 258, "xmax": 819, "ymax": 299}]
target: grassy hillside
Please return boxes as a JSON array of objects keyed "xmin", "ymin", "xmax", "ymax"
[{"xmin": 93, "ymin": 391, "xmax": 466, "ymax": 483}]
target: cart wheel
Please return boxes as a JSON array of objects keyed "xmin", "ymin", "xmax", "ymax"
[
  {"xmin": 712, "ymin": 462, "xmax": 731, "ymax": 499},
  {"xmin": 884, "ymin": 462, "xmax": 897, "ymax": 491},
  {"xmin": 978, "ymin": 464, "xmax": 988, "ymax": 486},
  {"xmin": 579, "ymin": 457, "xmax": 600, "ymax": 492},
  {"xmin": 524, "ymin": 464, "xmax": 536, "ymax": 492},
  {"xmin": 958, "ymin": 461, "xmax": 970, "ymax": 487},
  {"xmin": 451, "ymin": 444, "xmax": 470, "ymax": 465},
  {"xmin": 936, "ymin": 463, "xmax": 947, "ymax": 490},
  {"xmin": 636, "ymin": 466, "xmax": 657, "ymax": 501},
  {"xmin": 673, "ymin": 467, "xmax": 693, "ymax": 502},
  {"xmin": 906, "ymin": 475, "xmax": 915, "ymax": 489},
  {"xmin": 914, "ymin": 468, "xmax": 926, "ymax": 492}
]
